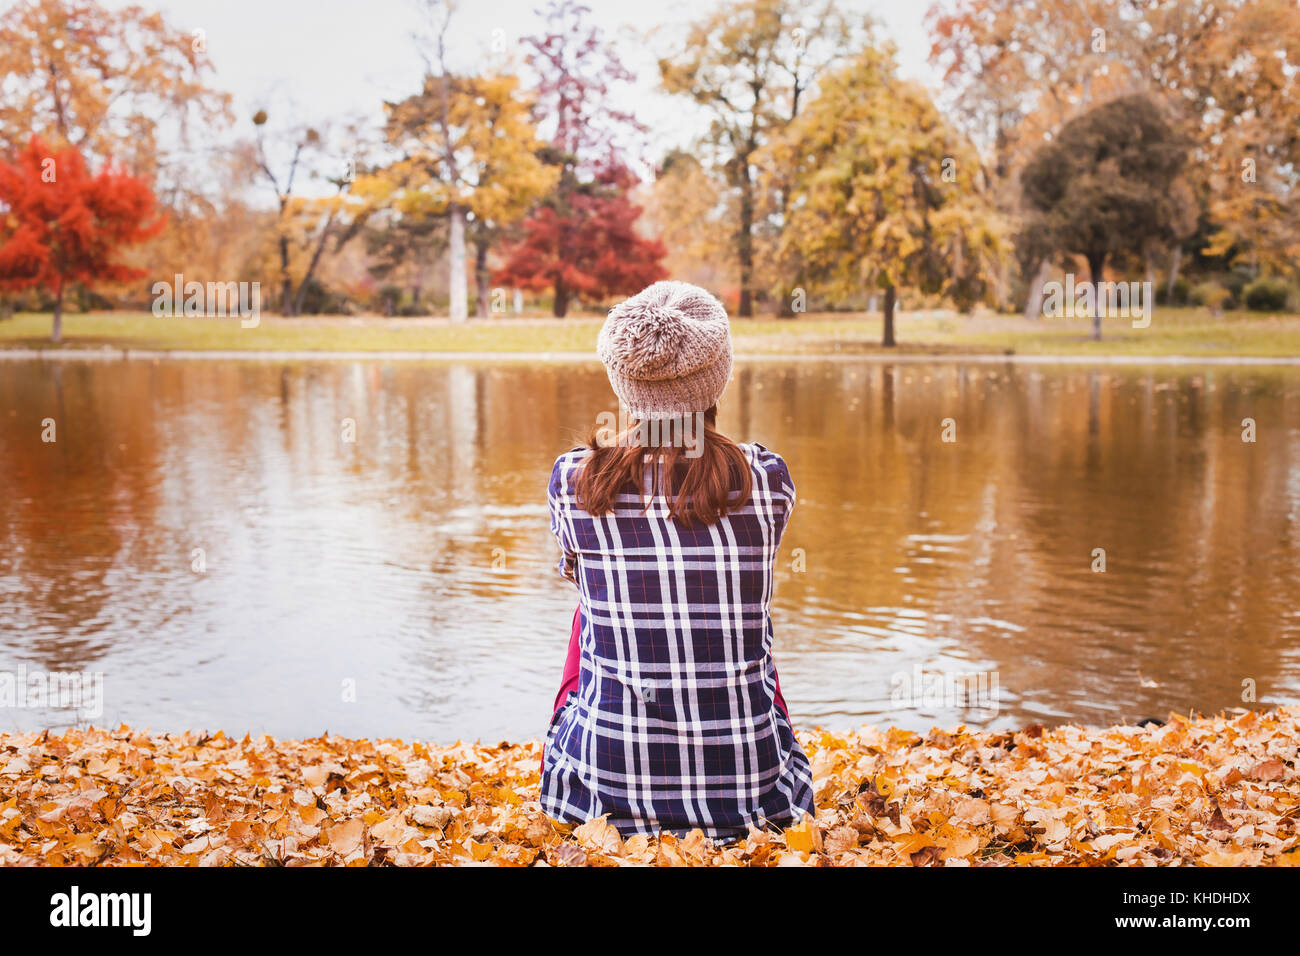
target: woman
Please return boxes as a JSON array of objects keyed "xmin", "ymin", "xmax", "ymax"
[{"xmin": 541, "ymin": 280, "xmax": 815, "ymax": 841}]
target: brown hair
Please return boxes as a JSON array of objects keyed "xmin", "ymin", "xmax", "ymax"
[{"xmin": 575, "ymin": 406, "xmax": 752, "ymax": 527}]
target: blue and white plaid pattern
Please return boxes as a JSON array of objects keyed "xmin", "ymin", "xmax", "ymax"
[{"xmin": 540, "ymin": 442, "xmax": 816, "ymax": 840}]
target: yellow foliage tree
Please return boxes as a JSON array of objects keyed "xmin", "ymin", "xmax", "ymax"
[
  {"xmin": 764, "ymin": 46, "xmax": 1005, "ymax": 345},
  {"xmin": 641, "ymin": 152, "xmax": 736, "ymax": 297},
  {"xmin": 0, "ymin": 0, "xmax": 229, "ymax": 183},
  {"xmin": 361, "ymin": 68, "xmax": 558, "ymax": 320},
  {"xmin": 659, "ymin": 0, "xmax": 865, "ymax": 316}
]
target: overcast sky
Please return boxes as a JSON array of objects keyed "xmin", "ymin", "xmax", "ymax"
[{"xmin": 102, "ymin": 0, "xmax": 939, "ymax": 169}]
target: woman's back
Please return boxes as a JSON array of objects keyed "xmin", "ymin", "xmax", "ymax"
[{"xmin": 542, "ymin": 440, "xmax": 815, "ymax": 839}]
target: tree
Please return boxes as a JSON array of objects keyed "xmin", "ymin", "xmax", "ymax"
[
  {"xmin": 253, "ymin": 115, "xmax": 322, "ymax": 316},
  {"xmin": 0, "ymin": 137, "xmax": 165, "ymax": 342},
  {"xmin": 1159, "ymin": 0, "xmax": 1300, "ymax": 279},
  {"xmin": 370, "ymin": 54, "xmax": 556, "ymax": 320},
  {"xmin": 456, "ymin": 74, "xmax": 561, "ymax": 316},
  {"xmin": 928, "ymin": 0, "xmax": 1300, "ymax": 302},
  {"xmin": 765, "ymin": 48, "xmax": 1003, "ymax": 346},
  {"xmin": 493, "ymin": 165, "xmax": 667, "ymax": 316},
  {"xmin": 373, "ymin": 71, "xmax": 556, "ymax": 320},
  {"xmin": 376, "ymin": 0, "xmax": 555, "ymax": 321},
  {"xmin": 642, "ymin": 151, "xmax": 736, "ymax": 294},
  {"xmin": 0, "ymin": 0, "xmax": 229, "ymax": 183},
  {"xmin": 495, "ymin": 0, "xmax": 664, "ymax": 316},
  {"xmin": 660, "ymin": 0, "xmax": 863, "ymax": 316},
  {"xmin": 143, "ymin": 144, "xmax": 270, "ymax": 308},
  {"xmin": 251, "ymin": 112, "xmax": 372, "ymax": 316},
  {"xmin": 926, "ymin": 0, "xmax": 1131, "ymax": 315},
  {"xmin": 1018, "ymin": 94, "xmax": 1190, "ymax": 340},
  {"xmin": 363, "ymin": 213, "xmax": 446, "ymax": 314},
  {"xmin": 926, "ymin": 0, "xmax": 1126, "ymax": 175},
  {"xmin": 523, "ymin": 0, "xmax": 642, "ymax": 173}
]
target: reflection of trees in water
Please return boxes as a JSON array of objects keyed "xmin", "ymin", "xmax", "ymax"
[
  {"xmin": 0, "ymin": 361, "xmax": 176, "ymax": 669},
  {"xmin": 2, "ymin": 359, "xmax": 1297, "ymax": 726},
  {"xmin": 740, "ymin": 361, "xmax": 1300, "ymax": 724}
]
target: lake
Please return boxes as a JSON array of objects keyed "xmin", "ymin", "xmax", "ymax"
[{"xmin": 1, "ymin": 356, "xmax": 1298, "ymax": 741}]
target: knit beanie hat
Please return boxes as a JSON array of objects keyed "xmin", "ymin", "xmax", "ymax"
[{"xmin": 596, "ymin": 281, "xmax": 733, "ymax": 420}]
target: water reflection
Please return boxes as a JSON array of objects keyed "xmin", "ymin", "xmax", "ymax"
[{"xmin": 1, "ymin": 358, "xmax": 1298, "ymax": 739}]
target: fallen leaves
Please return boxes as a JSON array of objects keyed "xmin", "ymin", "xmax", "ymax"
[
  {"xmin": 574, "ymin": 816, "xmax": 623, "ymax": 856},
  {"xmin": 0, "ymin": 707, "xmax": 1297, "ymax": 866},
  {"xmin": 325, "ymin": 818, "xmax": 366, "ymax": 858},
  {"xmin": 1250, "ymin": 758, "xmax": 1286, "ymax": 782}
]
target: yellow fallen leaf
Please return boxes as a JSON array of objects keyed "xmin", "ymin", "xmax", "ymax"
[
  {"xmin": 324, "ymin": 818, "xmax": 365, "ymax": 856},
  {"xmin": 941, "ymin": 831, "xmax": 980, "ymax": 859},
  {"xmin": 784, "ymin": 818, "xmax": 818, "ymax": 854},
  {"xmin": 574, "ymin": 815, "xmax": 624, "ymax": 855}
]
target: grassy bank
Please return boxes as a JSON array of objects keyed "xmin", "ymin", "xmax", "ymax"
[
  {"xmin": 2, "ymin": 308, "xmax": 1300, "ymax": 357},
  {"xmin": 2, "ymin": 709, "xmax": 1296, "ymax": 866}
]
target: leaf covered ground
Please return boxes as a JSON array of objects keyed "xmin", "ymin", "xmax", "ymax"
[{"xmin": 2, "ymin": 708, "xmax": 1298, "ymax": 866}]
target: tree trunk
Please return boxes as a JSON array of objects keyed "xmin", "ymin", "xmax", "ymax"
[
  {"xmin": 293, "ymin": 206, "xmax": 340, "ymax": 316},
  {"xmin": 553, "ymin": 280, "xmax": 569, "ymax": 318},
  {"xmin": 448, "ymin": 203, "xmax": 468, "ymax": 323},
  {"xmin": 1166, "ymin": 246, "xmax": 1183, "ymax": 301},
  {"xmin": 777, "ymin": 288, "xmax": 795, "ymax": 318},
  {"xmin": 279, "ymin": 234, "xmax": 294, "ymax": 316},
  {"xmin": 51, "ymin": 286, "xmax": 63, "ymax": 344},
  {"xmin": 996, "ymin": 257, "xmax": 1012, "ymax": 313},
  {"xmin": 1144, "ymin": 251, "xmax": 1157, "ymax": 317},
  {"xmin": 1088, "ymin": 252, "xmax": 1106, "ymax": 341},
  {"xmin": 737, "ymin": 161, "xmax": 755, "ymax": 318},
  {"xmin": 474, "ymin": 239, "xmax": 491, "ymax": 318},
  {"xmin": 1023, "ymin": 258, "xmax": 1052, "ymax": 319},
  {"xmin": 882, "ymin": 284, "xmax": 897, "ymax": 348}
]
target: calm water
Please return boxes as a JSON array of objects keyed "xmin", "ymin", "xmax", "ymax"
[{"xmin": 1, "ymin": 357, "xmax": 1298, "ymax": 740}]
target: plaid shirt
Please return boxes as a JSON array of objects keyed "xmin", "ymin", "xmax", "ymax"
[{"xmin": 540, "ymin": 442, "xmax": 815, "ymax": 840}]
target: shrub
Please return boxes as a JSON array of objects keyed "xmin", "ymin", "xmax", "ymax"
[
  {"xmin": 296, "ymin": 277, "xmax": 348, "ymax": 315},
  {"xmin": 376, "ymin": 285, "xmax": 403, "ymax": 316},
  {"xmin": 1242, "ymin": 277, "xmax": 1290, "ymax": 312},
  {"xmin": 73, "ymin": 287, "xmax": 114, "ymax": 312},
  {"xmin": 1191, "ymin": 281, "xmax": 1231, "ymax": 315},
  {"xmin": 1156, "ymin": 276, "xmax": 1191, "ymax": 307},
  {"xmin": 4, "ymin": 287, "xmax": 54, "ymax": 312}
]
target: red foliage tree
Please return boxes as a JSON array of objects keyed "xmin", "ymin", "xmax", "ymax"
[
  {"xmin": 494, "ymin": 169, "xmax": 667, "ymax": 317},
  {"xmin": 495, "ymin": 0, "xmax": 665, "ymax": 316},
  {"xmin": 0, "ymin": 136, "xmax": 164, "ymax": 342}
]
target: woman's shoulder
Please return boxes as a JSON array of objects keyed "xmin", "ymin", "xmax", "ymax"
[
  {"xmin": 554, "ymin": 446, "xmax": 592, "ymax": 468},
  {"xmin": 740, "ymin": 441, "xmax": 787, "ymax": 468},
  {"xmin": 549, "ymin": 446, "xmax": 591, "ymax": 494},
  {"xmin": 739, "ymin": 442, "xmax": 794, "ymax": 493}
]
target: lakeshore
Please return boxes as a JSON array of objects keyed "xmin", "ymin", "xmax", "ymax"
[
  {"xmin": 2, "ymin": 709, "xmax": 1296, "ymax": 866},
  {"xmin": 3, "ymin": 308, "xmax": 1300, "ymax": 359}
]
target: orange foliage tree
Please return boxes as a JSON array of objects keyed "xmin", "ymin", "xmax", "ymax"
[{"xmin": 0, "ymin": 137, "xmax": 165, "ymax": 342}]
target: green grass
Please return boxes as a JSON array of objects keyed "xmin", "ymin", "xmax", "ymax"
[
  {"xmin": 2, "ymin": 307, "xmax": 1299, "ymax": 357},
  {"xmin": 0, "ymin": 312, "xmax": 603, "ymax": 353}
]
